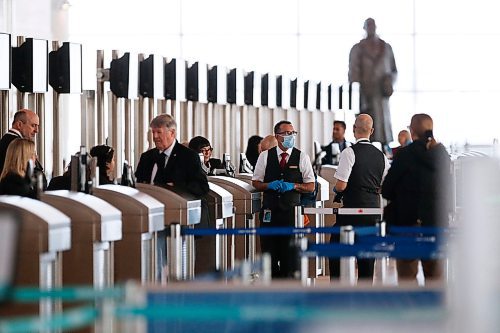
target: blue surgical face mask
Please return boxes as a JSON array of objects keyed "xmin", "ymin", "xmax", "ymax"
[{"xmin": 282, "ymin": 135, "xmax": 295, "ymax": 149}]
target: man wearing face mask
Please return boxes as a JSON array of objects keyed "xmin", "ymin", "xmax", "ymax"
[
  {"xmin": 252, "ymin": 120, "xmax": 315, "ymax": 278},
  {"xmin": 329, "ymin": 114, "xmax": 390, "ymax": 282}
]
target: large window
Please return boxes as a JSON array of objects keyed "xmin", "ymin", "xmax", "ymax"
[{"xmin": 69, "ymin": 0, "xmax": 500, "ymax": 146}]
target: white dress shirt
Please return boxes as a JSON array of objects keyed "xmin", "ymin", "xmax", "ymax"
[
  {"xmin": 334, "ymin": 138, "xmax": 390, "ymax": 183},
  {"xmin": 150, "ymin": 140, "xmax": 176, "ymax": 184},
  {"xmin": 252, "ymin": 146, "xmax": 315, "ymax": 183}
]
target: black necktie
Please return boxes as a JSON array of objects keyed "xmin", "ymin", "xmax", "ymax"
[{"xmin": 153, "ymin": 151, "xmax": 166, "ymax": 184}]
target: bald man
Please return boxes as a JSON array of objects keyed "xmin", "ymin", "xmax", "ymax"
[
  {"xmin": 259, "ymin": 134, "xmax": 278, "ymax": 152},
  {"xmin": 0, "ymin": 109, "xmax": 40, "ymax": 172},
  {"xmin": 329, "ymin": 113, "xmax": 390, "ymax": 281},
  {"xmin": 382, "ymin": 113, "xmax": 451, "ymax": 283}
]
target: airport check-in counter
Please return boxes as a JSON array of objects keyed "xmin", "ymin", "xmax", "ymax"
[
  {"xmin": 198, "ymin": 183, "xmax": 233, "ymax": 274},
  {"xmin": 40, "ymin": 190, "xmax": 122, "ymax": 288},
  {"xmin": 235, "ymin": 172, "xmax": 253, "ymax": 185},
  {"xmin": 0, "ymin": 196, "xmax": 71, "ymax": 317},
  {"xmin": 135, "ymin": 183, "xmax": 202, "ymax": 280},
  {"xmin": 92, "ymin": 185, "xmax": 164, "ymax": 284},
  {"xmin": 209, "ymin": 176, "xmax": 261, "ymax": 264},
  {"xmin": 135, "ymin": 183, "xmax": 201, "ymax": 227}
]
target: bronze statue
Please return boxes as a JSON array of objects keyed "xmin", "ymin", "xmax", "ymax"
[{"xmin": 349, "ymin": 18, "xmax": 397, "ymax": 147}]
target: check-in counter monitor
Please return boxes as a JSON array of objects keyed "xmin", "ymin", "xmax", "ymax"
[
  {"xmin": 0, "ymin": 196, "xmax": 70, "ymax": 316},
  {"xmin": 197, "ymin": 183, "xmax": 233, "ymax": 274},
  {"xmin": 209, "ymin": 176, "xmax": 261, "ymax": 264},
  {"xmin": 40, "ymin": 191, "xmax": 122, "ymax": 288},
  {"xmin": 136, "ymin": 183, "xmax": 201, "ymax": 226},
  {"xmin": 92, "ymin": 185, "xmax": 164, "ymax": 284}
]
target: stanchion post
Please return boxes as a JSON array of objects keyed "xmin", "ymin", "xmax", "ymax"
[
  {"xmin": 294, "ymin": 205, "xmax": 304, "ymax": 231},
  {"xmin": 168, "ymin": 223, "xmax": 182, "ymax": 281},
  {"xmin": 247, "ymin": 215, "xmax": 256, "ymax": 264},
  {"xmin": 294, "ymin": 205, "xmax": 307, "ymax": 282},
  {"xmin": 340, "ymin": 225, "xmax": 356, "ymax": 285},
  {"xmin": 375, "ymin": 221, "xmax": 389, "ymax": 285},
  {"xmin": 216, "ymin": 218, "xmax": 227, "ymax": 273},
  {"xmin": 262, "ymin": 253, "xmax": 272, "ymax": 284},
  {"xmin": 185, "ymin": 226, "xmax": 195, "ymax": 280},
  {"xmin": 299, "ymin": 237, "xmax": 309, "ymax": 285},
  {"xmin": 378, "ymin": 221, "xmax": 386, "ymax": 237}
]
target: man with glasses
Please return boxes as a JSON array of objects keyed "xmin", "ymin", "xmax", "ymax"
[
  {"xmin": 252, "ymin": 120, "xmax": 315, "ymax": 278},
  {"xmin": 0, "ymin": 109, "xmax": 46, "ymax": 188},
  {"xmin": 329, "ymin": 114, "xmax": 390, "ymax": 282}
]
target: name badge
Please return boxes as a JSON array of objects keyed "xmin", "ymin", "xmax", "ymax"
[
  {"xmin": 289, "ymin": 165, "xmax": 298, "ymax": 169},
  {"xmin": 263, "ymin": 209, "xmax": 272, "ymax": 223}
]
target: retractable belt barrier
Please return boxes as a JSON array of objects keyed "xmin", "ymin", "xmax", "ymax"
[
  {"xmin": 303, "ymin": 207, "xmax": 383, "ymax": 216},
  {"xmin": 180, "ymin": 226, "xmax": 378, "ymax": 236},
  {"xmin": 166, "ymin": 205, "xmax": 453, "ymax": 283}
]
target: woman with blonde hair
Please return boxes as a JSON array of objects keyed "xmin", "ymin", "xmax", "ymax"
[{"xmin": 0, "ymin": 138, "xmax": 37, "ymax": 197}]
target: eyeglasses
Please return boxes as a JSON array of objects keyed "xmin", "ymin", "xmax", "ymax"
[
  {"xmin": 276, "ymin": 131, "xmax": 298, "ymax": 136},
  {"xmin": 200, "ymin": 147, "xmax": 213, "ymax": 154}
]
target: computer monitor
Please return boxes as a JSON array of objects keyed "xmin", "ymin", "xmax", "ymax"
[
  {"xmin": 0, "ymin": 33, "xmax": 11, "ymax": 90},
  {"xmin": 49, "ymin": 42, "xmax": 82, "ymax": 94},
  {"xmin": 244, "ymin": 71, "xmax": 254, "ymax": 106},
  {"xmin": 139, "ymin": 54, "xmax": 164, "ymax": 99},
  {"xmin": 12, "ymin": 38, "xmax": 48, "ymax": 93},
  {"xmin": 186, "ymin": 62, "xmax": 199, "ymax": 102},
  {"xmin": 110, "ymin": 52, "xmax": 138, "ymax": 99}
]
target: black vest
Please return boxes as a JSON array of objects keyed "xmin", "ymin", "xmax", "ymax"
[
  {"xmin": 343, "ymin": 141, "xmax": 385, "ymax": 208},
  {"xmin": 262, "ymin": 147, "xmax": 303, "ymax": 211}
]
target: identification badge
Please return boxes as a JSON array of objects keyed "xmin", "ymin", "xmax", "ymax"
[{"xmin": 263, "ymin": 209, "xmax": 272, "ymax": 223}]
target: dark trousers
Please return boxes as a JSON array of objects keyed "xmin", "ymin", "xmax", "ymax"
[
  {"xmin": 328, "ymin": 233, "xmax": 375, "ymax": 280},
  {"xmin": 259, "ymin": 208, "xmax": 298, "ymax": 278},
  {"xmin": 328, "ymin": 215, "xmax": 378, "ymax": 281}
]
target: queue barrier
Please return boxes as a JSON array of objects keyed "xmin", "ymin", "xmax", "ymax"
[{"xmin": 166, "ymin": 203, "xmax": 451, "ymax": 283}]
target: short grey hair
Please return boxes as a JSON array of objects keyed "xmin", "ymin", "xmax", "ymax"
[{"xmin": 150, "ymin": 113, "xmax": 177, "ymax": 130}]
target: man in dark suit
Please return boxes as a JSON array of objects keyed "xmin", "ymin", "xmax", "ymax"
[
  {"xmin": 382, "ymin": 113, "xmax": 451, "ymax": 283},
  {"xmin": 321, "ymin": 120, "xmax": 351, "ymax": 165},
  {"xmin": 135, "ymin": 114, "xmax": 210, "ymax": 276},
  {"xmin": 0, "ymin": 109, "xmax": 46, "ymax": 188},
  {"xmin": 135, "ymin": 114, "xmax": 209, "ymax": 197}
]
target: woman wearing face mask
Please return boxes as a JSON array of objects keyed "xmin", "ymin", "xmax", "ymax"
[
  {"xmin": 251, "ymin": 120, "xmax": 315, "ymax": 278},
  {"xmin": 0, "ymin": 138, "xmax": 37, "ymax": 198}
]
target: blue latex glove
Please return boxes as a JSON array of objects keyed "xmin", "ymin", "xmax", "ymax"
[
  {"xmin": 279, "ymin": 181, "xmax": 295, "ymax": 193},
  {"xmin": 267, "ymin": 180, "xmax": 282, "ymax": 191}
]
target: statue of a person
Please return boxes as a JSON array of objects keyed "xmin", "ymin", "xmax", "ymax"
[{"xmin": 349, "ymin": 18, "xmax": 397, "ymax": 148}]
